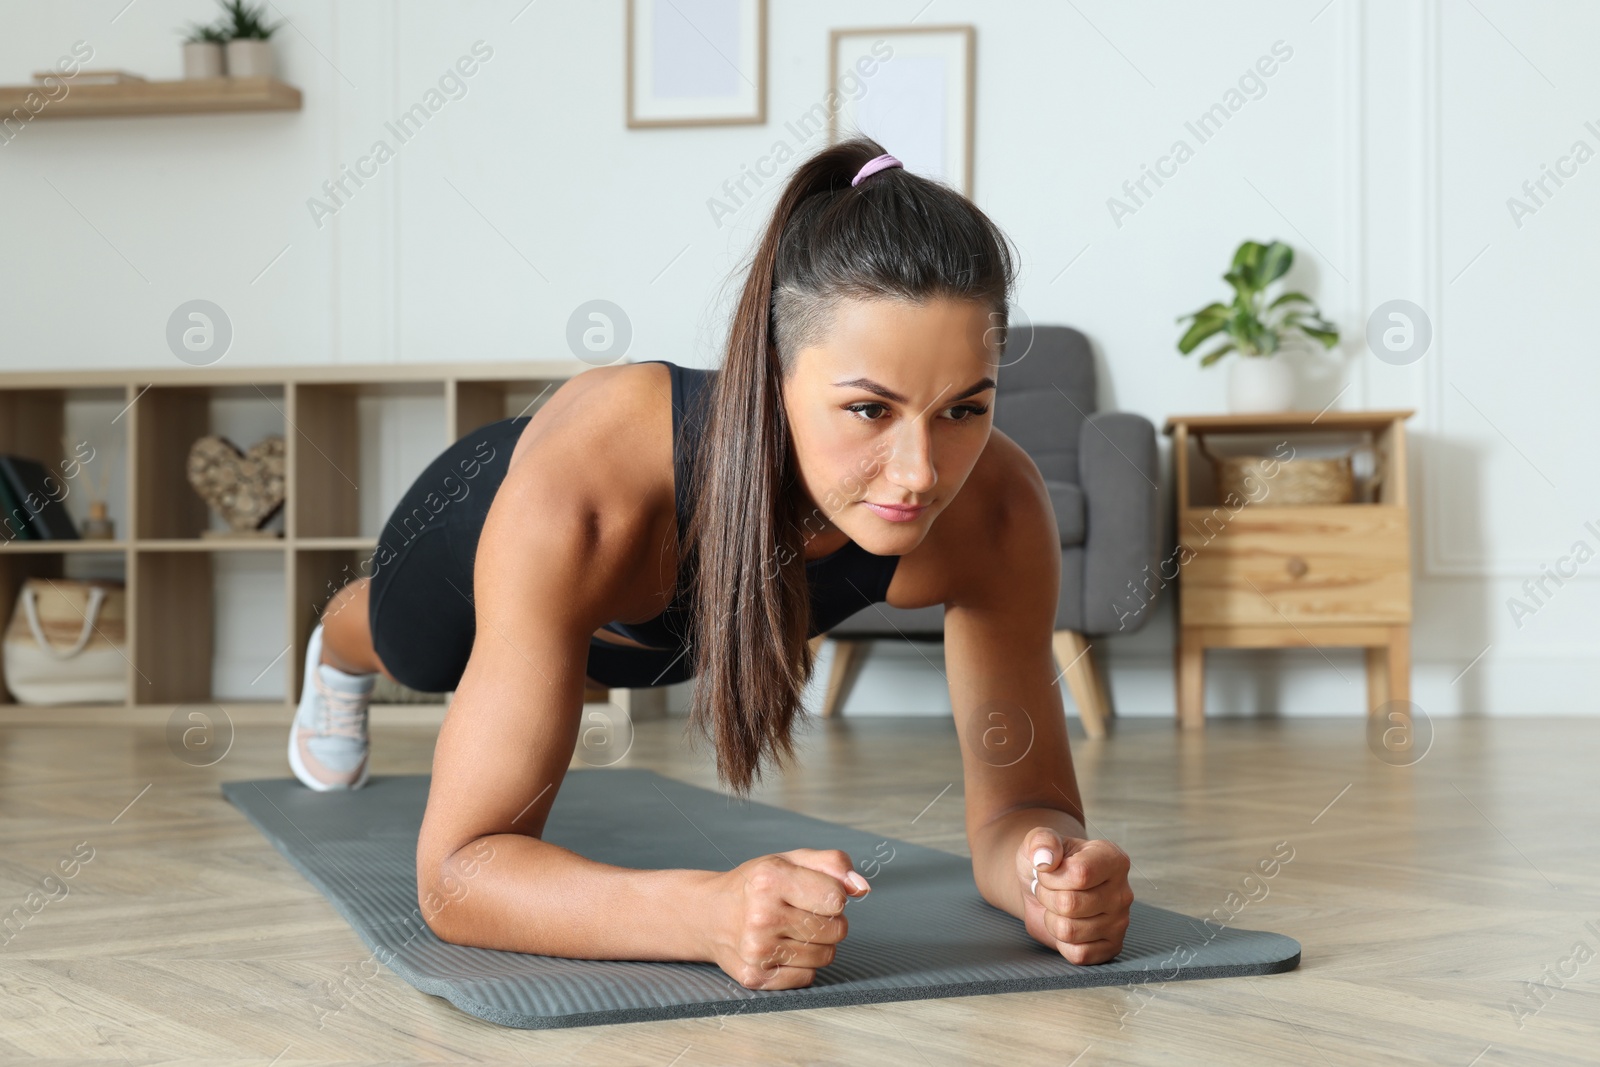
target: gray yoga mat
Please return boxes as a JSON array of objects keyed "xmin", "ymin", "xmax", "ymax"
[{"xmin": 222, "ymin": 768, "xmax": 1300, "ymax": 1029}]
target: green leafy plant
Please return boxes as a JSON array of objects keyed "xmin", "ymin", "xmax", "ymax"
[
  {"xmin": 179, "ymin": 21, "xmax": 229, "ymax": 44},
  {"xmin": 214, "ymin": 0, "xmax": 283, "ymax": 40},
  {"xmin": 1176, "ymin": 239, "xmax": 1339, "ymax": 367}
]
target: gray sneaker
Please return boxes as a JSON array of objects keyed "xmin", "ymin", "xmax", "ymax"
[{"xmin": 288, "ymin": 623, "xmax": 375, "ymax": 790}]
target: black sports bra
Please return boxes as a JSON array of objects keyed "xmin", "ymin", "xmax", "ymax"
[{"xmin": 583, "ymin": 359, "xmax": 901, "ymax": 689}]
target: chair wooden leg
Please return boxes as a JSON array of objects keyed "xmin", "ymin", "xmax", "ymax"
[
  {"xmin": 1052, "ymin": 630, "xmax": 1109, "ymax": 739},
  {"xmin": 1085, "ymin": 639, "xmax": 1115, "ymax": 722},
  {"xmin": 807, "ymin": 633, "xmax": 827, "ymax": 662},
  {"xmin": 819, "ymin": 638, "xmax": 865, "ymax": 719}
]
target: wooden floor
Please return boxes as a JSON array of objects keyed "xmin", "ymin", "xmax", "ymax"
[{"xmin": 1, "ymin": 710, "xmax": 1595, "ymax": 1066}]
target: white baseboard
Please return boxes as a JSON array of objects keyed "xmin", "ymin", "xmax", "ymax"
[{"xmin": 670, "ymin": 641, "xmax": 1600, "ymax": 719}]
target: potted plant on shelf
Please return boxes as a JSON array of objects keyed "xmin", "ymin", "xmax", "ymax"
[
  {"xmin": 1176, "ymin": 238, "xmax": 1339, "ymax": 413},
  {"xmin": 217, "ymin": 0, "xmax": 283, "ymax": 79},
  {"xmin": 179, "ymin": 21, "xmax": 227, "ymax": 79}
]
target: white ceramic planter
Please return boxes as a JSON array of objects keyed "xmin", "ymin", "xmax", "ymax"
[
  {"xmin": 225, "ymin": 39, "xmax": 275, "ymax": 78},
  {"xmin": 182, "ymin": 41, "xmax": 225, "ymax": 79},
  {"xmin": 1227, "ymin": 353, "xmax": 1297, "ymax": 413}
]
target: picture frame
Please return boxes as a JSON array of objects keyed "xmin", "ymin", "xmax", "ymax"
[
  {"xmin": 828, "ymin": 25, "xmax": 975, "ymax": 196},
  {"xmin": 626, "ymin": 0, "xmax": 767, "ymax": 128}
]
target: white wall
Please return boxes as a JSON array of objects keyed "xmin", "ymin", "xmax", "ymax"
[{"xmin": 3, "ymin": 1, "xmax": 1596, "ymax": 716}]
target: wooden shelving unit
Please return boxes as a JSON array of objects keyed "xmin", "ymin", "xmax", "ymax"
[
  {"xmin": 0, "ymin": 361, "xmax": 596, "ymax": 718},
  {"xmin": 0, "ymin": 77, "xmax": 301, "ymax": 119}
]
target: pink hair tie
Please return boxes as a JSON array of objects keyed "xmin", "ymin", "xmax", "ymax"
[{"xmin": 851, "ymin": 153, "xmax": 903, "ymax": 186}]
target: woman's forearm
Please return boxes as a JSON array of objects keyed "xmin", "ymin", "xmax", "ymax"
[
  {"xmin": 969, "ymin": 806, "xmax": 1088, "ymax": 916},
  {"xmin": 422, "ymin": 832, "xmax": 720, "ymax": 961}
]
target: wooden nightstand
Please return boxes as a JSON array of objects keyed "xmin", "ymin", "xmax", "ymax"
[{"xmin": 1163, "ymin": 410, "xmax": 1415, "ymax": 729}]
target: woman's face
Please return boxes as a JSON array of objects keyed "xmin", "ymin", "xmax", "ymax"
[{"xmin": 781, "ymin": 295, "xmax": 999, "ymax": 557}]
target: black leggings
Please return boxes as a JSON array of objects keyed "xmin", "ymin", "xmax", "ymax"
[
  {"xmin": 367, "ymin": 417, "xmax": 526, "ymax": 693},
  {"xmin": 366, "ymin": 417, "xmax": 686, "ymax": 692}
]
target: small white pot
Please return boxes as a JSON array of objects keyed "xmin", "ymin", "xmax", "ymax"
[
  {"xmin": 182, "ymin": 41, "xmax": 225, "ymax": 79},
  {"xmin": 1226, "ymin": 353, "xmax": 1297, "ymax": 413},
  {"xmin": 225, "ymin": 39, "xmax": 275, "ymax": 78}
]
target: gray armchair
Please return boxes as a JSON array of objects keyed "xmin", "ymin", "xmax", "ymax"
[{"xmin": 810, "ymin": 325, "xmax": 1161, "ymax": 737}]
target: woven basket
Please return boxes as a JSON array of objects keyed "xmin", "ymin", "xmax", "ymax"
[{"xmin": 1197, "ymin": 438, "xmax": 1376, "ymax": 507}]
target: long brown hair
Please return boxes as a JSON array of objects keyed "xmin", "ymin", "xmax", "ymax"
[{"xmin": 682, "ymin": 136, "xmax": 1018, "ymax": 796}]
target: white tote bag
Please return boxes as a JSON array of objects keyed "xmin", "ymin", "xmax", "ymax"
[{"xmin": 3, "ymin": 578, "xmax": 128, "ymax": 705}]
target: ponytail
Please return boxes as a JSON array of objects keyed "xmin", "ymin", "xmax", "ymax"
[{"xmin": 682, "ymin": 136, "xmax": 1016, "ymax": 797}]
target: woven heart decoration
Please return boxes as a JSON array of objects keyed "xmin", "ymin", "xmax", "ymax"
[{"xmin": 186, "ymin": 435, "xmax": 286, "ymax": 532}]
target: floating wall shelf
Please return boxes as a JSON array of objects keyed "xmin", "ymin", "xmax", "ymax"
[{"xmin": 0, "ymin": 76, "xmax": 301, "ymax": 119}]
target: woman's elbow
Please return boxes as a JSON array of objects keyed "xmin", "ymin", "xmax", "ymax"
[
  {"xmin": 415, "ymin": 875, "xmax": 464, "ymax": 943},
  {"xmin": 414, "ymin": 854, "xmax": 469, "ymax": 943}
]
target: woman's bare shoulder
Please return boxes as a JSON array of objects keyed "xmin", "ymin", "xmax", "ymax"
[
  {"xmin": 507, "ymin": 361, "xmax": 672, "ymax": 471},
  {"xmin": 482, "ymin": 362, "xmax": 680, "ymax": 612}
]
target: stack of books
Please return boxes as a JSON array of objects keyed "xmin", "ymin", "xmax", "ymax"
[{"xmin": 0, "ymin": 456, "xmax": 81, "ymax": 542}]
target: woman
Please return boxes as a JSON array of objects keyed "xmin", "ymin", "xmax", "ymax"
[{"xmin": 287, "ymin": 138, "xmax": 1133, "ymax": 989}]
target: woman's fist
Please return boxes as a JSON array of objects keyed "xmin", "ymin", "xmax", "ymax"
[
  {"xmin": 706, "ymin": 848, "xmax": 870, "ymax": 990},
  {"xmin": 1017, "ymin": 827, "xmax": 1133, "ymax": 965}
]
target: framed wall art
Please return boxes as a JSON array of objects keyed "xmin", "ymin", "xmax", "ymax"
[
  {"xmin": 626, "ymin": 0, "xmax": 767, "ymax": 128},
  {"xmin": 828, "ymin": 25, "xmax": 975, "ymax": 196}
]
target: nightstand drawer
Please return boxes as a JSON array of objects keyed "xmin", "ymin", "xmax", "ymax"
[{"xmin": 1177, "ymin": 505, "xmax": 1411, "ymax": 627}]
